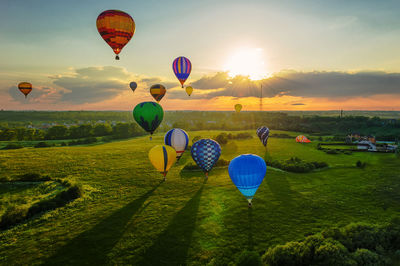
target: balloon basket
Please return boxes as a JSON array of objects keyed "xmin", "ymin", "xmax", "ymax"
[
  {"xmin": 115, "ymin": 55, "xmax": 120, "ymax": 60},
  {"xmin": 247, "ymin": 198, "xmax": 253, "ymax": 208}
]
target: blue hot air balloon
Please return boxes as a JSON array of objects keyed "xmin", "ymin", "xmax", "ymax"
[
  {"xmin": 191, "ymin": 139, "xmax": 221, "ymax": 177},
  {"xmin": 228, "ymin": 154, "xmax": 267, "ymax": 207}
]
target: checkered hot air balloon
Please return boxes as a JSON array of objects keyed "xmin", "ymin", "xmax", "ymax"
[
  {"xmin": 256, "ymin": 126, "xmax": 270, "ymax": 147},
  {"xmin": 96, "ymin": 10, "xmax": 135, "ymax": 60},
  {"xmin": 164, "ymin": 128, "xmax": 189, "ymax": 160},
  {"xmin": 191, "ymin": 139, "xmax": 221, "ymax": 177},
  {"xmin": 172, "ymin": 56, "xmax": 191, "ymax": 88}
]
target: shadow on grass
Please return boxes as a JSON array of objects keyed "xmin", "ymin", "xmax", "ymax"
[
  {"xmin": 137, "ymin": 184, "xmax": 204, "ymax": 265},
  {"xmin": 43, "ymin": 181, "xmax": 162, "ymax": 265}
]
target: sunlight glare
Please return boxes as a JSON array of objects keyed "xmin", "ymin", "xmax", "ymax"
[{"xmin": 224, "ymin": 48, "xmax": 267, "ymax": 80}]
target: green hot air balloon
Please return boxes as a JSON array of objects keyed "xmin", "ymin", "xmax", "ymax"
[{"xmin": 133, "ymin": 102, "xmax": 164, "ymax": 139}]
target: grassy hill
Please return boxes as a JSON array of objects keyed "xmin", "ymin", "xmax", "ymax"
[{"xmin": 0, "ymin": 130, "xmax": 399, "ymax": 265}]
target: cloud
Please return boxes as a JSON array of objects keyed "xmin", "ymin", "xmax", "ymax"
[
  {"xmin": 166, "ymin": 70, "xmax": 400, "ymax": 100},
  {"xmin": 52, "ymin": 66, "xmax": 131, "ymax": 104},
  {"xmin": 9, "ymin": 86, "xmax": 60, "ymax": 104},
  {"xmin": 291, "ymin": 103, "xmax": 305, "ymax": 105}
]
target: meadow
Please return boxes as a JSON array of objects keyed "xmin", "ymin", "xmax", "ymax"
[{"xmin": 0, "ymin": 130, "xmax": 399, "ymax": 265}]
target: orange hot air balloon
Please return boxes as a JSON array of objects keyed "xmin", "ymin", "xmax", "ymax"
[
  {"xmin": 18, "ymin": 82, "xmax": 32, "ymax": 98},
  {"xmin": 96, "ymin": 10, "xmax": 135, "ymax": 60},
  {"xmin": 150, "ymin": 84, "xmax": 166, "ymax": 102}
]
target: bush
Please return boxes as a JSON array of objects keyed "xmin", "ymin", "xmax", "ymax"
[
  {"xmin": 16, "ymin": 173, "xmax": 51, "ymax": 182},
  {"xmin": 263, "ymin": 219, "xmax": 400, "ymax": 266},
  {"xmin": 265, "ymin": 157, "xmax": 328, "ymax": 173},
  {"xmin": 352, "ymin": 249, "xmax": 383, "ymax": 266},
  {"xmin": 325, "ymin": 149, "xmax": 339, "ymax": 154},
  {"xmin": 0, "ymin": 206, "xmax": 28, "ymax": 229},
  {"xmin": 215, "ymin": 133, "xmax": 229, "ymax": 145},
  {"xmin": 2, "ymin": 143, "xmax": 23, "ymax": 150},
  {"xmin": 60, "ymin": 142, "xmax": 67, "ymax": 146},
  {"xmin": 236, "ymin": 250, "xmax": 262, "ymax": 266},
  {"xmin": 182, "ymin": 159, "xmax": 230, "ymax": 171},
  {"xmin": 34, "ymin": 142, "xmax": 51, "ymax": 148},
  {"xmin": 356, "ymin": 161, "xmax": 366, "ymax": 168}
]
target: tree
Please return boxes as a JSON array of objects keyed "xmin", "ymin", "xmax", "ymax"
[
  {"xmin": 93, "ymin": 123, "xmax": 112, "ymax": 136},
  {"xmin": 45, "ymin": 125, "xmax": 68, "ymax": 140}
]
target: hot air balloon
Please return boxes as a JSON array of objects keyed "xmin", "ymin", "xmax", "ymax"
[
  {"xmin": 130, "ymin": 82, "xmax": 137, "ymax": 92},
  {"xmin": 235, "ymin": 104, "xmax": 242, "ymax": 113},
  {"xmin": 18, "ymin": 82, "xmax": 32, "ymax": 98},
  {"xmin": 296, "ymin": 135, "xmax": 311, "ymax": 143},
  {"xmin": 172, "ymin": 56, "xmax": 191, "ymax": 88},
  {"xmin": 257, "ymin": 126, "xmax": 270, "ymax": 147},
  {"xmin": 228, "ymin": 154, "xmax": 267, "ymax": 207},
  {"xmin": 148, "ymin": 145, "xmax": 176, "ymax": 180},
  {"xmin": 96, "ymin": 10, "xmax": 135, "ymax": 60},
  {"xmin": 164, "ymin": 128, "xmax": 189, "ymax": 160},
  {"xmin": 133, "ymin": 102, "xmax": 164, "ymax": 139},
  {"xmin": 186, "ymin": 86, "xmax": 193, "ymax": 96},
  {"xmin": 150, "ymin": 84, "xmax": 166, "ymax": 102},
  {"xmin": 191, "ymin": 139, "xmax": 221, "ymax": 178}
]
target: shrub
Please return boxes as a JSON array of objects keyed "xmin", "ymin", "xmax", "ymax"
[
  {"xmin": 215, "ymin": 133, "xmax": 229, "ymax": 145},
  {"xmin": 356, "ymin": 161, "xmax": 366, "ymax": 168},
  {"xmin": 34, "ymin": 142, "xmax": 51, "ymax": 148},
  {"xmin": 352, "ymin": 249, "xmax": 383, "ymax": 266},
  {"xmin": 16, "ymin": 173, "xmax": 51, "ymax": 182},
  {"xmin": 236, "ymin": 250, "xmax": 262, "ymax": 266},
  {"xmin": 0, "ymin": 206, "xmax": 28, "ymax": 229},
  {"xmin": 265, "ymin": 157, "xmax": 328, "ymax": 173},
  {"xmin": 325, "ymin": 149, "xmax": 339, "ymax": 154},
  {"xmin": 2, "ymin": 143, "xmax": 23, "ymax": 150},
  {"xmin": 192, "ymin": 136, "xmax": 201, "ymax": 143},
  {"xmin": 60, "ymin": 142, "xmax": 67, "ymax": 146}
]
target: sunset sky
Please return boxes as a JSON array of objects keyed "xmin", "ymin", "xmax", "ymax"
[{"xmin": 1, "ymin": 0, "xmax": 400, "ymax": 111}]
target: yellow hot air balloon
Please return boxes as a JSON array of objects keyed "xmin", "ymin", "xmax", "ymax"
[
  {"xmin": 235, "ymin": 104, "xmax": 242, "ymax": 113},
  {"xmin": 148, "ymin": 145, "xmax": 177, "ymax": 180},
  {"xmin": 185, "ymin": 86, "xmax": 193, "ymax": 96}
]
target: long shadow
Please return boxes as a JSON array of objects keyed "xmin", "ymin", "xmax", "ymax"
[
  {"xmin": 248, "ymin": 208, "xmax": 254, "ymax": 250},
  {"xmin": 137, "ymin": 184, "xmax": 204, "ymax": 265},
  {"xmin": 43, "ymin": 181, "xmax": 162, "ymax": 266}
]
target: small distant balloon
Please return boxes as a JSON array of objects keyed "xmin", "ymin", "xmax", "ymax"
[
  {"xmin": 256, "ymin": 126, "xmax": 270, "ymax": 147},
  {"xmin": 150, "ymin": 84, "xmax": 166, "ymax": 102},
  {"xmin": 185, "ymin": 86, "xmax": 193, "ymax": 96},
  {"xmin": 129, "ymin": 82, "xmax": 137, "ymax": 92},
  {"xmin": 18, "ymin": 82, "xmax": 32, "ymax": 98},
  {"xmin": 296, "ymin": 135, "xmax": 311, "ymax": 143},
  {"xmin": 148, "ymin": 145, "xmax": 176, "ymax": 180},
  {"xmin": 235, "ymin": 104, "xmax": 242, "ymax": 113},
  {"xmin": 96, "ymin": 10, "xmax": 135, "ymax": 60},
  {"xmin": 172, "ymin": 56, "xmax": 191, "ymax": 88},
  {"xmin": 164, "ymin": 128, "xmax": 189, "ymax": 160},
  {"xmin": 228, "ymin": 154, "xmax": 267, "ymax": 207},
  {"xmin": 191, "ymin": 139, "xmax": 221, "ymax": 177},
  {"xmin": 133, "ymin": 102, "xmax": 164, "ymax": 139}
]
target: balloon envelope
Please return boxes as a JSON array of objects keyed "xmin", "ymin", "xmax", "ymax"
[
  {"xmin": 186, "ymin": 86, "xmax": 193, "ymax": 96},
  {"xmin": 296, "ymin": 135, "xmax": 311, "ymax": 143},
  {"xmin": 191, "ymin": 139, "xmax": 221, "ymax": 176},
  {"xmin": 172, "ymin": 56, "xmax": 191, "ymax": 88},
  {"xmin": 257, "ymin": 126, "xmax": 270, "ymax": 147},
  {"xmin": 96, "ymin": 10, "xmax": 135, "ymax": 60},
  {"xmin": 130, "ymin": 82, "xmax": 137, "ymax": 92},
  {"xmin": 164, "ymin": 128, "xmax": 189, "ymax": 160},
  {"xmin": 235, "ymin": 104, "xmax": 242, "ymax": 113},
  {"xmin": 133, "ymin": 102, "xmax": 164, "ymax": 136},
  {"xmin": 149, "ymin": 145, "xmax": 176, "ymax": 178},
  {"xmin": 18, "ymin": 82, "xmax": 32, "ymax": 98},
  {"xmin": 150, "ymin": 84, "xmax": 166, "ymax": 102},
  {"xmin": 228, "ymin": 154, "xmax": 267, "ymax": 204}
]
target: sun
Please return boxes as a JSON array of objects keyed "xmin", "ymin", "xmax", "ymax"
[{"xmin": 223, "ymin": 48, "xmax": 267, "ymax": 80}]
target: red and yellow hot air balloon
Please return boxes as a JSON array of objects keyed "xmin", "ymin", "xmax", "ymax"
[
  {"xmin": 18, "ymin": 82, "xmax": 32, "ymax": 98},
  {"xmin": 96, "ymin": 10, "xmax": 135, "ymax": 60}
]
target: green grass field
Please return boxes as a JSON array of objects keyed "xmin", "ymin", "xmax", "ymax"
[{"xmin": 0, "ymin": 130, "xmax": 399, "ymax": 265}]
